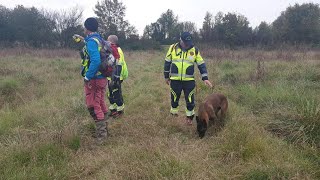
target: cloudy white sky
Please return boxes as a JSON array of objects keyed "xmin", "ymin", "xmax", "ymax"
[{"xmin": 2, "ymin": 0, "xmax": 319, "ymax": 35}]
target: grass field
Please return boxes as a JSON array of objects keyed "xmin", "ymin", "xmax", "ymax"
[{"xmin": 0, "ymin": 48, "xmax": 319, "ymax": 179}]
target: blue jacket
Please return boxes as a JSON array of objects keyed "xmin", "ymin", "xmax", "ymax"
[{"xmin": 84, "ymin": 33, "xmax": 105, "ymax": 80}]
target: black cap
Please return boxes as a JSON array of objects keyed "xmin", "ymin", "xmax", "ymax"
[
  {"xmin": 180, "ymin": 32, "xmax": 193, "ymax": 46},
  {"xmin": 84, "ymin": 17, "xmax": 98, "ymax": 32}
]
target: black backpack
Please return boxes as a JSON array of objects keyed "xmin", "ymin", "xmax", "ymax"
[{"xmin": 92, "ymin": 38, "xmax": 116, "ymax": 77}]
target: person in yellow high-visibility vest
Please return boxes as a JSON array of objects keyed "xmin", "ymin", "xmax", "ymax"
[
  {"xmin": 106, "ymin": 35, "xmax": 128, "ymax": 118},
  {"xmin": 78, "ymin": 17, "xmax": 108, "ymax": 143},
  {"xmin": 164, "ymin": 32, "xmax": 213, "ymax": 125}
]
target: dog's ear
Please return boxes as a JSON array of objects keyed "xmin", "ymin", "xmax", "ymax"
[{"xmin": 196, "ymin": 116, "xmax": 199, "ymax": 123}]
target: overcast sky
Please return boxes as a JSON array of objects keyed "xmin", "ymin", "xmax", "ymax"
[{"xmin": 2, "ymin": 0, "xmax": 319, "ymax": 35}]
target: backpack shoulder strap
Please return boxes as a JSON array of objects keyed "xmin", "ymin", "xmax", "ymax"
[
  {"xmin": 171, "ymin": 42, "xmax": 179, "ymax": 53},
  {"xmin": 194, "ymin": 46, "xmax": 199, "ymax": 56},
  {"xmin": 90, "ymin": 37, "xmax": 103, "ymax": 50},
  {"xmin": 91, "ymin": 37, "xmax": 100, "ymax": 44},
  {"xmin": 103, "ymin": 41, "xmax": 113, "ymax": 54}
]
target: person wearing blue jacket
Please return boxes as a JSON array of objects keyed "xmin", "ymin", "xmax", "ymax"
[{"xmin": 80, "ymin": 17, "xmax": 108, "ymax": 143}]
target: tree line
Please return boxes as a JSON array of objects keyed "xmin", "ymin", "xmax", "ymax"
[
  {"xmin": 143, "ymin": 3, "xmax": 320, "ymax": 48},
  {"xmin": 0, "ymin": 1, "xmax": 319, "ymax": 49},
  {"xmin": 0, "ymin": 5, "xmax": 85, "ymax": 48}
]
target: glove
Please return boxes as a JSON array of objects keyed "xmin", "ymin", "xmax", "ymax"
[
  {"xmin": 73, "ymin": 34, "xmax": 84, "ymax": 43},
  {"xmin": 84, "ymin": 76, "xmax": 90, "ymax": 83},
  {"xmin": 115, "ymin": 76, "xmax": 121, "ymax": 84},
  {"xmin": 84, "ymin": 77, "xmax": 92, "ymax": 88},
  {"xmin": 110, "ymin": 78, "xmax": 120, "ymax": 89}
]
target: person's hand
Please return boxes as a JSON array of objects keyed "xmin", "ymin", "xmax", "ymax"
[
  {"xmin": 84, "ymin": 77, "xmax": 91, "ymax": 88},
  {"xmin": 204, "ymin": 80, "xmax": 213, "ymax": 88},
  {"xmin": 74, "ymin": 34, "xmax": 84, "ymax": 40},
  {"xmin": 109, "ymin": 80, "xmax": 114, "ymax": 88},
  {"xmin": 73, "ymin": 34, "xmax": 84, "ymax": 43},
  {"xmin": 165, "ymin": 79, "xmax": 170, "ymax": 85},
  {"xmin": 112, "ymin": 79, "xmax": 120, "ymax": 88}
]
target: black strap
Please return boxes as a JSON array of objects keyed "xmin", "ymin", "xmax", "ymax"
[
  {"xmin": 195, "ymin": 47, "xmax": 199, "ymax": 56},
  {"xmin": 170, "ymin": 43, "xmax": 178, "ymax": 53}
]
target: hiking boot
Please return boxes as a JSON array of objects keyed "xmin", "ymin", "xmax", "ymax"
[
  {"xmin": 108, "ymin": 109, "xmax": 117, "ymax": 117},
  {"xmin": 112, "ymin": 111, "xmax": 124, "ymax": 119},
  {"xmin": 95, "ymin": 120, "xmax": 108, "ymax": 145},
  {"xmin": 186, "ymin": 115, "xmax": 194, "ymax": 125}
]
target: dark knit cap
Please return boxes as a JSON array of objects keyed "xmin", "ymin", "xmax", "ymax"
[
  {"xmin": 180, "ymin": 32, "xmax": 193, "ymax": 46},
  {"xmin": 84, "ymin": 17, "xmax": 98, "ymax": 32}
]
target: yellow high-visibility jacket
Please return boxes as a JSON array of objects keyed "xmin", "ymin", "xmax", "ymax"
[
  {"xmin": 164, "ymin": 43, "xmax": 208, "ymax": 81},
  {"xmin": 107, "ymin": 47, "xmax": 128, "ymax": 81}
]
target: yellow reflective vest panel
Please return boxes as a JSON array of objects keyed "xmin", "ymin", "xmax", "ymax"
[
  {"xmin": 81, "ymin": 38, "xmax": 102, "ymax": 77},
  {"xmin": 164, "ymin": 43, "xmax": 208, "ymax": 81},
  {"xmin": 118, "ymin": 47, "xmax": 128, "ymax": 80},
  {"xmin": 107, "ymin": 47, "xmax": 128, "ymax": 81}
]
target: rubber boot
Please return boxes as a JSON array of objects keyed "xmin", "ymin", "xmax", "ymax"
[{"xmin": 95, "ymin": 120, "xmax": 108, "ymax": 145}]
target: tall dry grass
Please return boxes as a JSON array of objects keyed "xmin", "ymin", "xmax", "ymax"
[
  {"xmin": 0, "ymin": 48, "xmax": 319, "ymax": 179},
  {"xmin": 0, "ymin": 48, "xmax": 78, "ymax": 59}
]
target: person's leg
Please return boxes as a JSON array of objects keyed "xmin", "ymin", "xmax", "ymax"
[
  {"xmin": 93, "ymin": 79, "xmax": 107, "ymax": 121},
  {"xmin": 183, "ymin": 80, "xmax": 196, "ymax": 125},
  {"xmin": 107, "ymin": 80, "xmax": 117, "ymax": 116},
  {"xmin": 100, "ymin": 80, "xmax": 108, "ymax": 117},
  {"xmin": 84, "ymin": 80, "xmax": 96, "ymax": 120},
  {"xmin": 93, "ymin": 78, "xmax": 108, "ymax": 142},
  {"xmin": 114, "ymin": 82, "xmax": 124, "ymax": 114},
  {"xmin": 170, "ymin": 80, "xmax": 183, "ymax": 116}
]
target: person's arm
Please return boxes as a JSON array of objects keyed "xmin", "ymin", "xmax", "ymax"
[
  {"xmin": 113, "ymin": 62, "xmax": 122, "ymax": 82},
  {"xmin": 85, "ymin": 39, "xmax": 101, "ymax": 80},
  {"xmin": 164, "ymin": 45, "xmax": 174, "ymax": 84},
  {"xmin": 195, "ymin": 49, "xmax": 213, "ymax": 87},
  {"xmin": 112, "ymin": 47, "xmax": 124, "ymax": 83},
  {"xmin": 73, "ymin": 34, "xmax": 84, "ymax": 43}
]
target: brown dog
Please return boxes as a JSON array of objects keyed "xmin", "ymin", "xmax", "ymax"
[{"xmin": 196, "ymin": 93, "xmax": 228, "ymax": 138}]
